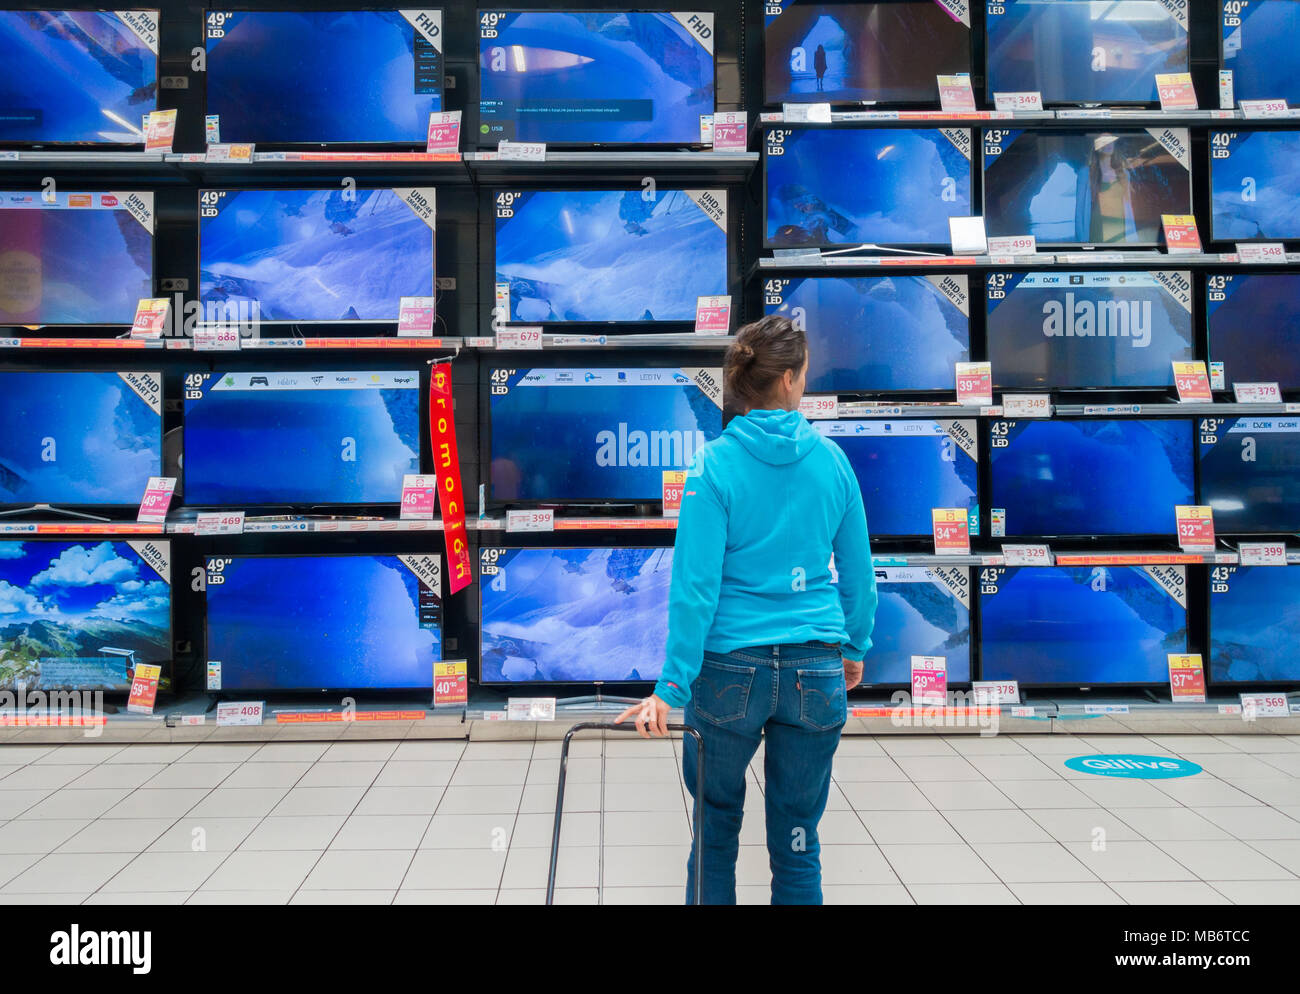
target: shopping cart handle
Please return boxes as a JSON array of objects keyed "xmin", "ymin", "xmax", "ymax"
[{"xmin": 564, "ymin": 720, "xmax": 702, "ymax": 740}]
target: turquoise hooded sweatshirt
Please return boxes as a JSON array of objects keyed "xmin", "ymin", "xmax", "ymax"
[{"xmin": 653, "ymin": 408, "xmax": 877, "ymax": 708}]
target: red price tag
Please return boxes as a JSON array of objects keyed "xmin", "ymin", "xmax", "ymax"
[
  {"xmin": 497, "ymin": 327, "xmax": 542, "ymax": 349},
  {"xmin": 127, "ymin": 663, "xmax": 162, "ymax": 715},
  {"xmin": 426, "ymin": 111, "xmax": 461, "ymax": 153},
  {"xmin": 992, "ymin": 91, "xmax": 1043, "ymax": 111},
  {"xmin": 196, "ymin": 511, "xmax": 245, "ymax": 536},
  {"xmin": 954, "ymin": 362, "xmax": 992, "ymax": 405},
  {"xmin": 798, "ymin": 395, "xmax": 838, "ymax": 420},
  {"xmin": 1239, "ymin": 99, "xmax": 1290, "ymax": 119},
  {"xmin": 137, "ymin": 477, "xmax": 175, "ymax": 525},
  {"xmin": 131, "ymin": 298, "xmax": 170, "ymax": 339},
  {"xmin": 434, "ymin": 660, "xmax": 467, "ymax": 706},
  {"xmin": 972, "ymin": 680, "xmax": 1021, "ymax": 706},
  {"xmin": 712, "ymin": 111, "xmax": 747, "ymax": 153},
  {"xmin": 1174, "ymin": 505, "xmax": 1215, "ymax": 552},
  {"xmin": 1161, "ymin": 214, "xmax": 1202, "ymax": 254},
  {"xmin": 1172, "ymin": 361, "xmax": 1212, "ymax": 402},
  {"xmin": 1240, "ymin": 693, "xmax": 1289, "ymax": 718},
  {"xmin": 397, "ymin": 296, "xmax": 436, "ymax": 337},
  {"xmin": 986, "ymin": 234, "xmax": 1037, "ymax": 256},
  {"xmin": 506, "ymin": 508, "xmax": 554, "ymax": 533},
  {"xmin": 911, "ymin": 655, "xmax": 947, "ymax": 706},
  {"xmin": 400, "ymin": 474, "xmax": 437, "ymax": 520},
  {"xmin": 1236, "ymin": 242, "xmax": 1286, "ymax": 264},
  {"xmin": 144, "ymin": 109, "xmax": 176, "ymax": 152},
  {"xmin": 695, "ymin": 295, "xmax": 731, "ymax": 335},
  {"xmin": 1156, "ymin": 73, "xmax": 1198, "ymax": 110},
  {"xmin": 936, "ymin": 74, "xmax": 976, "ymax": 112},
  {"xmin": 662, "ymin": 470, "xmax": 686, "ymax": 518},
  {"xmin": 932, "ymin": 508, "xmax": 970, "ymax": 556},
  {"xmin": 1002, "ymin": 544, "xmax": 1052, "ymax": 567},
  {"xmin": 1239, "ymin": 542, "xmax": 1287, "ymax": 566},
  {"xmin": 1167, "ymin": 653, "xmax": 1206, "ymax": 704}
]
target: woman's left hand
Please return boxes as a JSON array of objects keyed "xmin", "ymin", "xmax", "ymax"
[{"xmin": 614, "ymin": 694, "xmax": 673, "ymax": 738}]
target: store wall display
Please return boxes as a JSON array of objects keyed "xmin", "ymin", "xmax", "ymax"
[
  {"xmin": 763, "ymin": 275, "xmax": 970, "ymax": 394},
  {"xmin": 493, "ymin": 188, "xmax": 727, "ymax": 324},
  {"xmin": 0, "ymin": 10, "xmax": 158, "ymax": 145},
  {"xmin": 478, "ymin": 546, "xmax": 671, "ymax": 683},
  {"xmin": 204, "ymin": 9, "xmax": 443, "ymax": 146},
  {"xmin": 989, "ymin": 418, "xmax": 1194, "ymax": 537},
  {"xmin": 488, "ymin": 366, "xmax": 722, "ymax": 502},
  {"xmin": 182, "ymin": 371, "xmax": 420, "ymax": 507},
  {"xmin": 204, "ymin": 554, "xmax": 442, "ymax": 691},
  {"xmin": 861, "ymin": 565, "xmax": 971, "ymax": 686},
  {"xmin": 1205, "ymin": 273, "xmax": 1300, "ymax": 392},
  {"xmin": 0, "ymin": 371, "xmax": 161, "ymax": 508},
  {"xmin": 979, "ymin": 564, "xmax": 1189, "ymax": 687},
  {"xmin": 1209, "ymin": 564, "xmax": 1300, "ymax": 684},
  {"xmin": 763, "ymin": 0, "xmax": 970, "ymax": 105},
  {"xmin": 1221, "ymin": 0, "xmax": 1300, "ymax": 105},
  {"xmin": 1209, "ymin": 129, "xmax": 1300, "ymax": 241},
  {"xmin": 814, "ymin": 420, "xmax": 979, "ymax": 538},
  {"xmin": 982, "ymin": 129, "xmax": 1192, "ymax": 247},
  {"xmin": 985, "ymin": 0, "xmax": 1188, "ymax": 105},
  {"xmin": 0, "ymin": 539, "xmax": 171, "ymax": 691},
  {"xmin": 764, "ymin": 127, "xmax": 972, "ymax": 248},
  {"xmin": 1199, "ymin": 416, "xmax": 1300, "ymax": 534},
  {"xmin": 985, "ymin": 271, "xmax": 1193, "ymax": 390},
  {"xmin": 477, "ymin": 10, "xmax": 714, "ymax": 145}
]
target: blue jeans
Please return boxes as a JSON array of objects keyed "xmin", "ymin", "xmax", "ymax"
[{"xmin": 683, "ymin": 643, "xmax": 846, "ymax": 905}]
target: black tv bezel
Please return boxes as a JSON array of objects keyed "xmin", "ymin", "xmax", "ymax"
[
  {"xmin": 857, "ymin": 562, "xmax": 975, "ymax": 690},
  {"xmin": 1196, "ymin": 412, "xmax": 1300, "ymax": 536},
  {"xmin": 1207, "ymin": 126, "xmax": 1300, "ymax": 244},
  {"xmin": 1204, "ymin": 269, "xmax": 1300, "ymax": 393},
  {"xmin": 202, "ymin": 550, "xmax": 443, "ymax": 694},
  {"xmin": 1206, "ymin": 562, "xmax": 1300, "ymax": 687}
]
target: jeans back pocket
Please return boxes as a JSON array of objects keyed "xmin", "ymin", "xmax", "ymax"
[
  {"xmin": 797, "ymin": 667, "xmax": 846, "ymax": 732},
  {"xmin": 692, "ymin": 658, "xmax": 756, "ymax": 725}
]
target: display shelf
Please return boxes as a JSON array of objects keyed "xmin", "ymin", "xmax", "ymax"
[
  {"xmin": 872, "ymin": 553, "xmax": 1002, "ymax": 566},
  {"xmin": 228, "ymin": 336, "xmax": 462, "ymax": 352},
  {"xmin": 1051, "ymin": 108, "xmax": 1239, "ymax": 124},
  {"xmin": 165, "ymin": 517, "xmax": 446, "ymax": 535},
  {"xmin": 166, "ymin": 149, "xmax": 472, "ymax": 183},
  {"xmin": 472, "ymin": 516, "xmax": 679, "ymax": 532},
  {"xmin": 1050, "ymin": 550, "xmax": 1237, "ymax": 566},
  {"xmin": 835, "ymin": 401, "xmax": 1000, "ymax": 418},
  {"xmin": 470, "ymin": 332, "xmax": 733, "ymax": 350},
  {"xmin": 465, "ymin": 149, "xmax": 759, "ymax": 182},
  {"xmin": 759, "ymin": 110, "xmax": 1054, "ymax": 126},
  {"xmin": 1058, "ymin": 401, "xmax": 1295, "ymax": 416},
  {"xmin": 0, "ymin": 335, "xmax": 166, "ymax": 350},
  {"xmin": 0, "ymin": 521, "xmax": 164, "ymax": 537},
  {"xmin": 753, "ymin": 252, "xmax": 1247, "ymax": 274},
  {"xmin": 0, "ymin": 150, "xmax": 167, "ymax": 164}
]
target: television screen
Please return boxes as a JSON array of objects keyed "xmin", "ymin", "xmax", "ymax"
[
  {"xmin": 764, "ymin": 275, "xmax": 970, "ymax": 393},
  {"xmin": 0, "ymin": 10, "xmax": 158, "ymax": 145},
  {"xmin": 198, "ymin": 187, "xmax": 435, "ymax": 324},
  {"xmin": 205, "ymin": 553, "xmax": 441, "ymax": 691},
  {"xmin": 0, "ymin": 539, "xmax": 171, "ymax": 691},
  {"xmin": 989, "ymin": 418, "xmax": 1194, "ymax": 537},
  {"xmin": 204, "ymin": 10, "xmax": 443, "ymax": 145},
  {"xmin": 979, "ymin": 564, "xmax": 1188, "ymax": 686},
  {"xmin": 1206, "ymin": 273, "xmax": 1300, "ymax": 391},
  {"xmin": 986, "ymin": 0, "xmax": 1188, "ymax": 105},
  {"xmin": 1209, "ymin": 130, "xmax": 1300, "ymax": 242},
  {"xmin": 489, "ymin": 367, "xmax": 722, "ymax": 502},
  {"xmin": 0, "ymin": 371, "xmax": 161, "ymax": 507},
  {"xmin": 985, "ymin": 270, "xmax": 1193, "ymax": 390},
  {"xmin": 763, "ymin": 0, "xmax": 970, "ymax": 105},
  {"xmin": 0, "ymin": 190, "xmax": 153, "ymax": 325},
  {"xmin": 983, "ymin": 128, "xmax": 1192, "ymax": 247},
  {"xmin": 765, "ymin": 127, "xmax": 972, "ymax": 247},
  {"xmin": 1222, "ymin": 0, "xmax": 1300, "ymax": 105},
  {"xmin": 1209, "ymin": 564, "xmax": 1300, "ymax": 684},
  {"xmin": 477, "ymin": 10, "xmax": 714, "ymax": 145},
  {"xmin": 183, "ymin": 370, "xmax": 421, "ymax": 507},
  {"xmin": 814, "ymin": 419, "xmax": 979, "ymax": 537},
  {"xmin": 861, "ymin": 565, "xmax": 971, "ymax": 686},
  {"xmin": 494, "ymin": 188, "xmax": 727, "ymax": 323},
  {"xmin": 479, "ymin": 546, "xmax": 671, "ymax": 683},
  {"xmin": 1199, "ymin": 416, "xmax": 1300, "ymax": 533}
]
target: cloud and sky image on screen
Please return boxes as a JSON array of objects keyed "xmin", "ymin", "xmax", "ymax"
[
  {"xmin": 0, "ymin": 541, "xmax": 169, "ymax": 690},
  {"xmin": 481, "ymin": 547, "xmax": 671, "ymax": 683},
  {"xmin": 1210, "ymin": 565, "xmax": 1300, "ymax": 683},
  {"xmin": 1211, "ymin": 130, "xmax": 1300, "ymax": 241},
  {"xmin": 863, "ymin": 567, "xmax": 970, "ymax": 686}
]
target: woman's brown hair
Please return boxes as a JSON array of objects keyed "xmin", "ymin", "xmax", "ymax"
[{"xmin": 724, "ymin": 314, "xmax": 808, "ymax": 412}]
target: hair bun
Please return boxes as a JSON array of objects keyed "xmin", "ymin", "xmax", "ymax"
[{"xmin": 734, "ymin": 342, "xmax": 755, "ymax": 363}]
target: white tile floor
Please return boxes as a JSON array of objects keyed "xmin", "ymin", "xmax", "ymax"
[{"xmin": 0, "ymin": 733, "xmax": 1296, "ymax": 904}]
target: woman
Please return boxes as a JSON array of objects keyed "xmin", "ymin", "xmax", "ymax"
[{"xmin": 616, "ymin": 314, "xmax": 877, "ymax": 905}]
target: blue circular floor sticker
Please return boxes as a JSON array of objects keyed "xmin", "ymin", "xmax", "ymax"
[{"xmin": 1065, "ymin": 754, "xmax": 1203, "ymax": 779}]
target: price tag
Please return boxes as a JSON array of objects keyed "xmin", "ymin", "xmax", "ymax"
[
  {"xmin": 497, "ymin": 140, "xmax": 546, "ymax": 161},
  {"xmin": 507, "ymin": 697, "xmax": 557, "ymax": 721},
  {"xmin": 205, "ymin": 114, "xmax": 220, "ymax": 144},
  {"xmin": 1236, "ymin": 242, "xmax": 1287, "ymax": 264},
  {"xmin": 137, "ymin": 477, "xmax": 176, "ymax": 525},
  {"xmin": 798, "ymin": 394, "xmax": 838, "ymax": 420},
  {"xmin": 1161, "ymin": 214, "xmax": 1202, "ymax": 254},
  {"xmin": 662, "ymin": 470, "xmax": 686, "ymax": 518},
  {"xmin": 989, "ymin": 508, "xmax": 1006, "ymax": 538},
  {"xmin": 206, "ymin": 142, "xmax": 253, "ymax": 161},
  {"xmin": 1002, "ymin": 544, "xmax": 1052, "ymax": 567},
  {"xmin": 1209, "ymin": 362, "xmax": 1226, "ymax": 391},
  {"xmin": 1010, "ymin": 705, "xmax": 1035, "ymax": 718},
  {"xmin": 206, "ymin": 661, "xmax": 221, "ymax": 691},
  {"xmin": 397, "ymin": 296, "xmax": 436, "ymax": 337},
  {"xmin": 143, "ymin": 109, "xmax": 177, "ymax": 152},
  {"xmin": 426, "ymin": 110, "xmax": 461, "ymax": 153},
  {"xmin": 1167, "ymin": 653, "xmax": 1207, "ymax": 704},
  {"xmin": 497, "ymin": 326, "xmax": 543, "ymax": 350},
  {"xmin": 911, "ymin": 655, "xmax": 947, "ymax": 707},
  {"xmin": 506, "ymin": 508, "xmax": 554, "ymax": 533},
  {"xmin": 986, "ymin": 234, "xmax": 1037, "ymax": 256},
  {"xmin": 433, "ymin": 660, "xmax": 468, "ymax": 706},
  {"xmin": 1233, "ymin": 381, "xmax": 1282, "ymax": 404},
  {"xmin": 712, "ymin": 110, "xmax": 747, "ymax": 153},
  {"xmin": 993, "ymin": 91, "xmax": 1043, "ymax": 112},
  {"xmin": 130, "ymin": 298, "xmax": 170, "ymax": 339},
  {"xmin": 400, "ymin": 474, "xmax": 437, "ymax": 520},
  {"xmin": 972, "ymin": 680, "xmax": 1021, "ymax": 706},
  {"xmin": 126, "ymin": 663, "xmax": 162, "ymax": 715},
  {"xmin": 1002, "ymin": 394, "xmax": 1051, "ymax": 418},
  {"xmin": 932, "ymin": 508, "xmax": 970, "ymax": 556},
  {"xmin": 1172, "ymin": 360, "xmax": 1212, "ymax": 402},
  {"xmin": 937, "ymin": 74, "xmax": 976, "ymax": 112},
  {"xmin": 1240, "ymin": 692, "xmax": 1289, "ymax": 719},
  {"xmin": 694, "ymin": 295, "xmax": 731, "ymax": 335},
  {"xmin": 193, "ymin": 325, "xmax": 240, "ymax": 351},
  {"xmin": 196, "ymin": 511, "xmax": 245, "ymax": 536},
  {"xmin": 955, "ymin": 361, "xmax": 992, "ymax": 405},
  {"xmin": 1155, "ymin": 72, "xmax": 1197, "ymax": 110},
  {"xmin": 783, "ymin": 102, "xmax": 831, "ymax": 123},
  {"xmin": 948, "ymin": 215, "xmax": 987, "ymax": 255},
  {"xmin": 215, "ymin": 701, "xmax": 264, "ymax": 727},
  {"xmin": 1239, "ymin": 99, "xmax": 1291, "ymax": 119},
  {"xmin": 1174, "ymin": 504, "xmax": 1215, "ymax": 553},
  {"xmin": 1239, "ymin": 541, "xmax": 1287, "ymax": 566}
]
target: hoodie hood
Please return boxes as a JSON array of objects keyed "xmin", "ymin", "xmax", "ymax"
[{"xmin": 724, "ymin": 408, "xmax": 821, "ymax": 466}]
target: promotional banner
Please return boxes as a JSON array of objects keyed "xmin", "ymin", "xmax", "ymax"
[{"xmin": 430, "ymin": 363, "xmax": 472, "ymax": 594}]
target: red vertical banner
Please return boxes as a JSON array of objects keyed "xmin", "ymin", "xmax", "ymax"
[{"xmin": 430, "ymin": 364, "xmax": 472, "ymax": 594}]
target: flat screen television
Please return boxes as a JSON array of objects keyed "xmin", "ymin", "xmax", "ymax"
[
  {"xmin": 0, "ymin": 10, "xmax": 158, "ymax": 145},
  {"xmin": 182, "ymin": 370, "xmax": 421, "ymax": 507},
  {"xmin": 0, "ymin": 538, "xmax": 171, "ymax": 691},
  {"xmin": 983, "ymin": 128, "xmax": 1192, "ymax": 247},
  {"xmin": 479, "ymin": 546, "xmax": 671, "ymax": 683},
  {"xmin": 986, "ymin": 0, "xmax": 1188, "ymax": 105},
  {"xmin": 1206, "ymin": 272, "xmax": 1300, "ymax": 392},
  {"xmin": 204, "ymin": 553, "xmax": 441, "ymax": 692},
  {"xmin": 989, "ymin": 418, "xmax": 1194, "ymax": 537},
  {"xmin": 1222, "ymin": 0, "xmax": 1300, "ymax": 105},
  {"xmin": 198, "ymin": 187, "xmax": 435, "ymax": 325},
  {"xmin": 204, "ymin": 10, "xmax": 444, "ymax": 146},
  {"xmin": 814, "ymin": 419, "xmax": 979, "ymax": 538},
  {"xmin": 493, "ymin": 187, "xmax": 727, "ymax": 324},
  {"xmin": 0, "ymin": 371, "xmax": 161, "ymax": 508},
  {"xmin": 985, "ymin": 270, "xmax": 1193, "ymax": 390},
  {"xmin": 763, "ymin": 0, "xmax": 971, "ymax": 105},
  {"xmin": 765, "ymin": 127, "xmax": 973, "ymax": 248},
  {"xmin": 979, "ymin": 564, "xmax": 1188, "ymax": 687},
  {"xmin": 488, "ymin": 366, "xmax": 722, "ymax": 502},
  {"xmin": 1199, "ymin": 415, "xmax": 1300, "ymax": 533},
  {"xmin": 1209, "ymin": 563, "xmax": 1300, "ymax": 684},
  {"xmin": 1209, "ymin": 129, "xmax": 1300, "ymax": 242},
  {"xmin": 477, "ymin": 10, "xmax": 714, "ymax": 146},
  {"xmin": 861, "ymin": 564, "xmax": 971, "ymax": 686},
  {"xmin": 0, "ymin": 190, "xmax": 153, "ymax": 326},
  {"xmin": 763, "ymin": 274, "xmax": 970, "ymax": 393}
]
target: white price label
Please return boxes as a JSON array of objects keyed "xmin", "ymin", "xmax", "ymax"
[
  {"xmin": 1002, "ymin": 394, "xmax": 1051, "ymax": 418},
  {"xmin": 985, "ymin": 234, "xmax": 1037, "ymax": 256},
  {"xmin": 1238, "ymin": 542, "xmax": 1287, "ymax": 566},
  {"xmin": 783, "ymin": 102, "xmax": 832, "ymax": 123},
  {"xmin": 1236, "ymin": 242, "xmax": 1287, "ymax": 264},
  {"xmin": 992, "ymin": 91, "xmax": 1043, "ymax": 111},
  {"xmin": 1001, "ymin": 544, "xmax": 1052, "ymax": 567},
  {"xmin": 506, "ymin": 508, "xmax": 554, "ymax": 533},
  {"xmin": 1240, "ymin": 693, "xmax": 1288, "ymax": 718},
  {"xmin": 497, "ymin": 140, "xmax": 546, "ymax": 161},
  {"xmin": 1233, "ymin": 382, "xmax": 1282, "ymax": 404},
  {"xmin": 196, "ymin": 511, "xmax": 245, "ymax": 536},
  {"xmin": 497, "ymin": 327, "xmax": 543, "ymax": 350},
  {"xmin": 972, "ymin": 680, "xmax": 1021, "ymax": 706},
  {"xmin": 507, "ymin": 697, "xmax": 557, "ymax": 721},
  {"xmin": 1010, "ymin": 705, "xmax": 1035, "ymax": 718},
  {"xmin": 798, "ymin": 395, "xmax": 838, "ymax": 420},
  {"xmin": 1239, "ymin": 99, "xmax": 1290, "ymax": 119},
  {"xmin": 948, "ymin": 216, "xmax": 988, "ymax": 256},
  {"xmin": 193, "ymin": 326, "xmax": 241, "ymax": 351},
  {"xmin": 215, "ymin": 701, "xmax": 264, "ymax": 726}
]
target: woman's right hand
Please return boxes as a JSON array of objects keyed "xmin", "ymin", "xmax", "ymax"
[{"xmin": 843, "ymin": 657, "xmax": 863, "ymax": 691}]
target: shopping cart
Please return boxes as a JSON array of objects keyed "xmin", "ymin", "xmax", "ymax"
[{"xmin": 546, "ymin": 721, "xmax": 705, "ymax": 906}]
